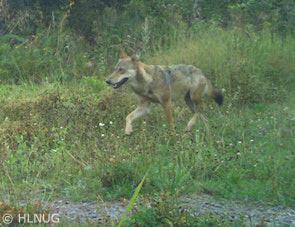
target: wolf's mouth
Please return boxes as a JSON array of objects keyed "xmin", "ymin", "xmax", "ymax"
[{"xmin": 112, "ymin": 78, "xmax": 129, "ymax": 89}]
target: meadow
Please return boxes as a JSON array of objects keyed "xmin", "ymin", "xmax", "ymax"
[{"xmin": 0, "ymin": 22, "xmax": 294, "ymax": 225}]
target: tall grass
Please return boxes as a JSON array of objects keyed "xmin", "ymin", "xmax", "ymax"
[{"xmin": 148, "ymin": 24, "xmax": 295, "ymax": 103}]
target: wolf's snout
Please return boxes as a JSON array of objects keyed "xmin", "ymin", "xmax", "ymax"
[{"xmin": 106, "ymin": 79, "xmax": 112, "ymax": 85}]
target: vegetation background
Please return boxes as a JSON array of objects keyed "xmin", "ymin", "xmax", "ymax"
[{"xmin": 0, "ymin": 0, "xmax": 294, "ymax": 225}]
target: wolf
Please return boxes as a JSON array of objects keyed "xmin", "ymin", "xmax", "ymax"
[{"xmin": 106, "ymin": 49, "xmax": 223, "ymax": 135}]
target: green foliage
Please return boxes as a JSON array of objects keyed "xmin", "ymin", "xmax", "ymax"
[{"xmin": 0, "ymin": 26, "xmax": 103, "ymax": 83}]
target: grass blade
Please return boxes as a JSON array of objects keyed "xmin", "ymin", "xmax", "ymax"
[{"xmin": 118, "ymin": 169, "xmax": 150, "ymax": 227}]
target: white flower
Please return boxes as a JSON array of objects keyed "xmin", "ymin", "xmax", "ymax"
[
  {"xmin": 101, "ymin": 134, "xmax": 105, "ymax": 137},
  {"xmin": 109, "ymin": 121, "xmax": 113, "ymax": 125},
  {"xmin": 99, "ymin": 123, "xmax": 105, "ymax": 127}
]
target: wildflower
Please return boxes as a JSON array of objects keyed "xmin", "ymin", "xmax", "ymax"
[
  {"xmin": 60, "ymin": 126, "xmax": 63, "ymax": 129},
  {"xmin": 99, "ymin": 123, "xmax": 105, "ymax": 127},
  {"xmin": 101, "ymin": 134, "xmax": 105, "ymax": 137},
  {"xmin": 86, "ymin": 62, "xmax": 93, "ymax": 67},
  {"xmin": 250, "ymin": 139, "xmax": 254, "ymax": 143},
  {"xmin": 238, "ymin": 141, "xmax": 242, "ymax": 145},
  {"xmin": 109, "ymin": 121, "xmax": 113, "ymax": 125}
]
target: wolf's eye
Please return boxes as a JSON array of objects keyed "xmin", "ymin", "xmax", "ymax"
[{"xmin": 118, "ymin": 67, "xmax": 124, "ymax": 72}]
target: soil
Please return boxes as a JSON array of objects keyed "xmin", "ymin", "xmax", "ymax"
[{"xmin": 41, "ymin": 193, "xmax": 295, "ymax": 226}]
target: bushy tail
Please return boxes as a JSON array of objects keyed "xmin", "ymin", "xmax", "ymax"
[
  {"xmin": 213, "ymin": 88, "xmax": 223, "ymax": 105},
  {"xmin": 208, "ymin": 81, "xmax": 223, "ymax": 105}
]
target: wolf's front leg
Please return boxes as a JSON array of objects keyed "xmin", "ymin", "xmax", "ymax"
[
  {"xmin": 162, "ymin": 99, "xmax": 174, "ymax": 134},
  {"xmin": 125, "ymin": 101, "xmax": 150, "ymax": 135}
]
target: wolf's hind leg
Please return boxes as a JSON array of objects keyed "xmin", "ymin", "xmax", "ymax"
[
  {"xmin": 185, "ymin": 85, "xmax": 209, "ymax": 134},
  {"xmin": 200, "ymin": 113, "xmax": 209, "ymax": 134},
  {"xmin": 186, "ymin": 105, "xmax": 209, "ymax": 133},
  {"xmin": 125, "ymin": 101, "xmax": 150, "ymax": 135},
  {"xmin": 184, "ymin": 91, "xmax": 196, "ymax": 113},
  {"xmin": 186, "ymin": 112, "xmax": 199, "ymax": 131}
]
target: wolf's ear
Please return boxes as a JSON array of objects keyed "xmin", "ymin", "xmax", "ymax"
[
  {"xmin": 131, "ymin": 49, "xmax": 141, "ymax": 62},
  {"xmin": 119, "ymin": 49, "xmax": 128, "ymax": 59}
]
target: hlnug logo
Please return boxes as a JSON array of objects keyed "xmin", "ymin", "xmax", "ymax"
[
  {"xmin": 19, "ymin": 213, "xmax": 60, "ymax": 223},
  {"xmin": 2, "ymin": 213, "xmax": 60, "ymax": 224}
]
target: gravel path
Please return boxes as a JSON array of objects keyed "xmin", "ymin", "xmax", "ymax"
[
  {"xmin": 43, "ymin": 199, "xmax": 125, "ymax": 222},
  {"xmin": 42, "ymin": 193, "xmax": 295, "ymax": 226},
  {"xmin": 180, "ymin": 193, "xmax": 295, "ymax": 226}
]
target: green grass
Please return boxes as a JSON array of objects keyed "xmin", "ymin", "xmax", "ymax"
[
  {"xmin": 0, "ymin": 25, "xmax": 294, "ymax": 226},
  {"xmin": 0, "ymin": 81, "xmax": 294, "ymax": 202}
]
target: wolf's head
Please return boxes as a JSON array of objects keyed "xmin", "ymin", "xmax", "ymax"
[{"xmin": 106, "ymin": 49, "xmax": 140, "ymax": 89}]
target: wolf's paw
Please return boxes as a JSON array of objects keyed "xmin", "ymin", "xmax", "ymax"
[
  {"xmin": 185, "ymin": 127, "xmax": 192, "ymax": 132},
  {"xmin": 125, "ymin": 131, "xmax": 133, "ymax": 136},
  {"xmin": 125, "ymin": 126, "xmax": 133, "ymax": 136}
]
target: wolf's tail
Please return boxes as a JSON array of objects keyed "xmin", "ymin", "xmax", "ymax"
[{"xmin": 208, "ymin": 81, "xmax": 223, "ymax": 105}]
